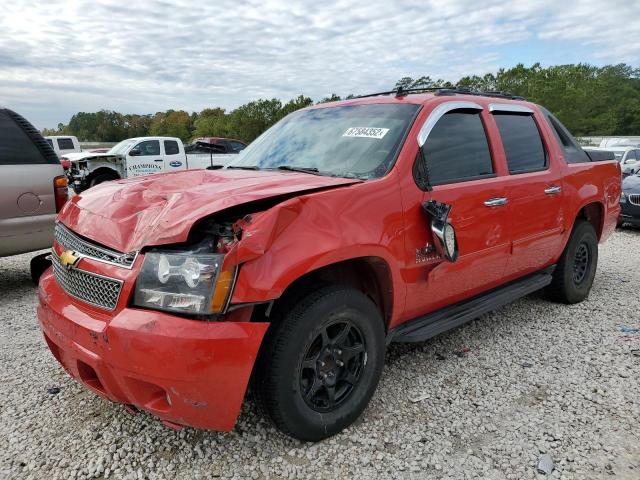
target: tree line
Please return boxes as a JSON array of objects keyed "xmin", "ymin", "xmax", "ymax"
[{"xmin": 42, "ymin": 63, "xmax": 640, "ymax": 143}]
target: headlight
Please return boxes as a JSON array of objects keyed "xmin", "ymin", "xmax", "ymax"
[
  {"xmin": 620, "ymin": 192, "xmax": 627, "ymax": 203},
  {"xmin": 133, "ymin": 251, "xmax": 235, "ymax": 315}
]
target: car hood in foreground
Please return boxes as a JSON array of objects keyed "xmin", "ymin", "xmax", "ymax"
[{"xmin": 57, "ymin": 169, "xmax": 361, "ymax": 252}]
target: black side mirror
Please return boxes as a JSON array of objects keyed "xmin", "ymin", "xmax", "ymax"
[{"xmin": 129, "ymin": 148, "xmax": 141, "ymax": 157}]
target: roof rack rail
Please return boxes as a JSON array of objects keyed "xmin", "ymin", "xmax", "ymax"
[{"xmin": 355, "ymin": 86, "xmax": 526, "ymax": 101}]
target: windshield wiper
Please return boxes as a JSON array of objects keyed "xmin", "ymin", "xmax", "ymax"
[
  {"xmin": 275, "ymin": 165, "xmax": 322, "ymax": 175},
  {"xmin": 226, "ymin": 165, "xmax": 261, "ymax": 170}
]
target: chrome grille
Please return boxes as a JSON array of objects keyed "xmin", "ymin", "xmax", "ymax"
[
  {"xmin": 629, "ymin": 194, "xmax": 640, "ymax": 206},
  {"xmin": 52, "ymin": 252, "xmax": 123, "ymax": 310},
  {"xmin": 55, "ymin": 222, "xmax": 137, "ymax": 268}
]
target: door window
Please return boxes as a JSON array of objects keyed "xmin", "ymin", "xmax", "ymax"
[
  {"xmin": 134, "ymin": 140, "xmax": 160, "ymax": 156},
  {"xmin": 164, "ymin": 140, "xmax": 180, "ymax": 155},
  {"xmin": 493, "ymin": 113, "xmax": 547, "ymax": 174},
  {"xmin": 421, "ymin": 111, "xmax": 493, "ymax": 185}
]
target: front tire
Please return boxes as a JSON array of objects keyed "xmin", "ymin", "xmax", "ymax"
[
  {"xmin": 253, "ymin": 285, "xmax": 386, "ymax": 441},
  {"xmin": 548, "ymin": 219, "xmax": 598, "ymax": 304}
]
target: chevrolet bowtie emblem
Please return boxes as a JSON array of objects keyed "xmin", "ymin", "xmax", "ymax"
[{"xmin": 60, "ymin": 250, "xmax": 80, "ymax": 269}]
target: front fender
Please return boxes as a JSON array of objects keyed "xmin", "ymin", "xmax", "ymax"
[{"xmin": 227, "ymin": 181, "xmax": 407, "ymax": 323}]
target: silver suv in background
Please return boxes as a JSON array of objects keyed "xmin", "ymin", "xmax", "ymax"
[{"xmin": 0, "ymin": 108, "xmax": 67, "ymax": 276}]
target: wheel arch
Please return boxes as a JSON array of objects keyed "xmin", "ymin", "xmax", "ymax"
[
  {"xmin": 87, "ymin": 166, "xmax": 120, "ymax": 184},
  {"xmin": 252, "ymin": 256, "xmax": 396, "ymax": 331},
  {"xmin": 574, "ymin": 201, "xmax": 604, "ymax": 241}
]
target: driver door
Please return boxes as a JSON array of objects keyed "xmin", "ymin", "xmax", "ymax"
[
  {"xmin": 126, "ymin": 139, "xmax": 163, "ymax": 177},
  {"xmin": 401, "ymin": 105, "xmax": 512, "ymax": 319}
]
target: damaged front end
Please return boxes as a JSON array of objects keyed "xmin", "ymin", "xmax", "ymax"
[{"xmin": 67, "ymin": 154, "xmax": 123, "ymax": 193}]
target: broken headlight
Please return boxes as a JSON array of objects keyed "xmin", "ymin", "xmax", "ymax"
[{"xmin": 133, "ymin": 251, "xmax": 234, "ymax": 315}]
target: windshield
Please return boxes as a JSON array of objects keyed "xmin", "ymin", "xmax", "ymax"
[
  {"xmin": 108, "ymin": 139, "xmax": 136, "ymax": 155},
  {"xmin": 226, "ymin": 104, "xmax": 420, "ymax": 179}
]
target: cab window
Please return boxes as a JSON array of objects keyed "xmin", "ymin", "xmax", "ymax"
[
  {"xmin": 57, "ymin": 138, "xmax": 75, "ymax": 150},
  {"xmin": 164, "ymin": 140, "xmax": 179, "ymax": 155},
  {"xmin": 422, "ymin": 111, "xmax": 494, "ymax": 185}
]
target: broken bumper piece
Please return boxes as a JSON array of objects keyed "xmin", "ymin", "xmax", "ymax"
[{"xmin": 37, "ymin": 269, "xmax": 268, "ymax": 431}]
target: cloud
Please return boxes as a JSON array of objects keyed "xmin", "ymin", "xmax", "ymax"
[{"xmin": 0, "ymin": 0, "xmax": 638, "ymax": 128}]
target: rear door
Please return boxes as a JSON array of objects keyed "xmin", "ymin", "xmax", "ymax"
[
  {"xmin": 489, "ymin": 105, "xmax": 565, "ymax": 276},
  {"xmin": 163, "ymin": 139, "xmax": 186, "ymax": 172},
  {"xmin": 0, "ymin": 109, "xmax": 63, "ymax": 256}
]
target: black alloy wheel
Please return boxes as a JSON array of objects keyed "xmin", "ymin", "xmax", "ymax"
[{"xmin": 299, "ymin": 320, "xmax": 366, "ymax": 412}]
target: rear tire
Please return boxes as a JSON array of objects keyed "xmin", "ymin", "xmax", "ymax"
[
  {"xmin": 253, "ymin": 285, "xmax": 385, "ymax": 441},
  {"xmin": 547, "ymin": 219, "xmax": 598, "ymax": 304}
]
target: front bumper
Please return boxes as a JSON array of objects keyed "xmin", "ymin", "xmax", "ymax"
[
  {"xmin": 37, "ymin": 269, "xmax": 268, "ymax": 431},
  {"xmin": 620, "ymin": 201, "xmax": 640, "ymax": 225}
]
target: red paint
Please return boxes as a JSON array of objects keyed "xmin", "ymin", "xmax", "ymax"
[
  {"xmin": 38, "ymin": 269, "xmax": 268, "ymax": 431},
  {"xmin": 39, "ymin": 93, "xmax": 621, "ymax": 432}
]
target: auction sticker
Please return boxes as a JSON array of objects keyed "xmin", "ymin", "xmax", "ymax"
[{"xmin": 343, "ymin": 127, "xmax": 389, "ymax": 139}]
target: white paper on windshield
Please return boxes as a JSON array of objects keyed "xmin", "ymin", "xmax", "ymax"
[{"xmin": 343, "ymin": 127, "xmax": 389, "ymax": 139}]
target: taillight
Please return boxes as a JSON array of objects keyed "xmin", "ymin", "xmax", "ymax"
[
  {"xmin": 54, "ymin": 175, "xmax": 68, "ymax": 212},
  {"xmin": 60, "ymin": 158, "xmax": 70, "ymax": 170}
]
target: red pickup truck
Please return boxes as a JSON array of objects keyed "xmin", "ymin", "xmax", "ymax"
[{"xmin": 37, "ymin": 89, "xmax": 621, "ymax": 441}]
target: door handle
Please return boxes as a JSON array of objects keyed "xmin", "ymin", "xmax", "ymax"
[
  {"xmin": 544, "ymin": 185, "xmax": 562, "ymax": 195},
  {"xmin": 154, "ymin": 159, "xmax": 163, "ymax": 162},
  {"xmin": 484, "ymin": 197, "xmax": 508, "ymax": 207}
]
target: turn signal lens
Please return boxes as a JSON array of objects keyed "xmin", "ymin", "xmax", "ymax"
[{"xmin": 210, "ymin": 269, "xmax": 234, "ymax": 313}]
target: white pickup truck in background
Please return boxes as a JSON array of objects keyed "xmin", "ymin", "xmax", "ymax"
[{"xmin": 66, "ymin": 136, "xmax": 242, "ymax": 192}]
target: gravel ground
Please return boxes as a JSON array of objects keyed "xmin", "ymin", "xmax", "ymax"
[{"xmin": 1, "ymin": 228, "xmax": 639, "ymax": 480}]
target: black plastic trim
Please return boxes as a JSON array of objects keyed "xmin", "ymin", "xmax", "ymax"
[{"xmin": 387, "ymin": 270, "xmax": 553, "ymax": 344}]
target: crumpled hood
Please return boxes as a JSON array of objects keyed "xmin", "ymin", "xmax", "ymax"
[
  {"xmin": 58, "ymin": 169, "xmax": 360, "ymax": 252},
  {"xmin": 623, "ymin": 174, "xmax": 640, "ymax": 194}
]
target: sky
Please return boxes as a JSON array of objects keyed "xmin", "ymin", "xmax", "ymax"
[{"xmin": 1, "ymin": 0, "xmax": 639, "ymax": 129}]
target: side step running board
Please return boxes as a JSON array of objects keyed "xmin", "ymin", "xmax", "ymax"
[{"xmin": 387, "ymin": 271, "xmax": 553, "ymax": 344}]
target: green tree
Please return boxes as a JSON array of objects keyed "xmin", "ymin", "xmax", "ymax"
[{"xmin": 149, "ymin": 110, "xmax": 193, "ymax": 141}]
